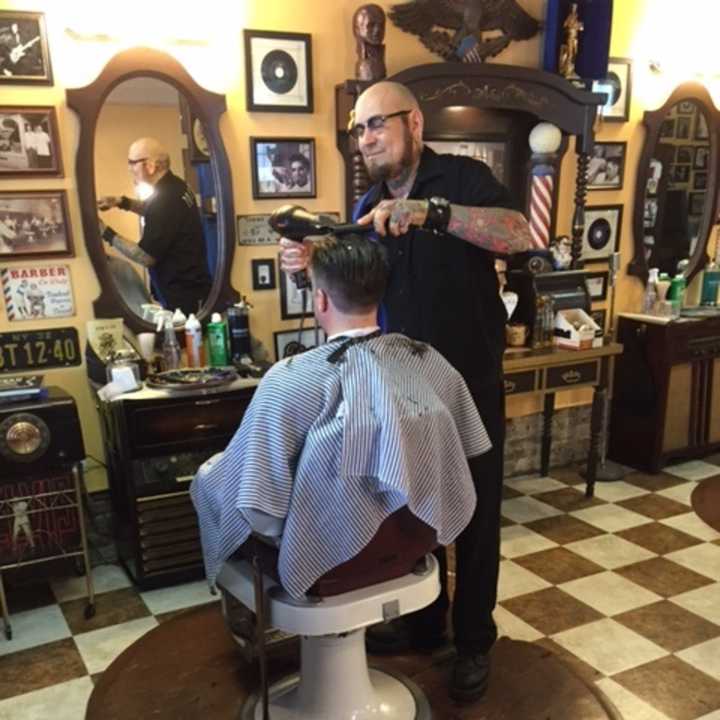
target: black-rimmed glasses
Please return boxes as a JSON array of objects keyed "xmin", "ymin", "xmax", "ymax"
[{"xmin": 348, "ymin": 110, "xmax": 411, "ymax": 140}]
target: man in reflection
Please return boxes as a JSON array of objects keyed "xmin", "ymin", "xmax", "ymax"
[{"xmin": 97, "ymin": 136, "xmax": 211, "ymax": 316}]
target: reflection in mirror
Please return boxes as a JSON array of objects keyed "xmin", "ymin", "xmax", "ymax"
[
  {"xmin": 94, "ymin": 77, "xmax": 213, "ymax": 321},
  {"xmin": 642, "ymin": 101, "xmax": 711, "ymax": 275}
]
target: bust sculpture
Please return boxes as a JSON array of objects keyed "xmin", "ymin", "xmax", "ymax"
[{"xmin": 353, "ymin": 4, "xmax": 387, "ymax": 81}]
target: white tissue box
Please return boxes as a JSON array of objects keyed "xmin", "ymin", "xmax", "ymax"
[{"xmin": 554, "ymin": 309, "xmax": 601, "ymax": 350}]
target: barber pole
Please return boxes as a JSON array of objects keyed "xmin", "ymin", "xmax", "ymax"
[{"xmin": 529, "ymin": 170, "xmax": 554, "ymax": 250}]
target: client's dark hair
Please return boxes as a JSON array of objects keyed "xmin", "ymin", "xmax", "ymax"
[{"xmin": 310, "ymin": 233, "xmax": 388, "ymax": 313}]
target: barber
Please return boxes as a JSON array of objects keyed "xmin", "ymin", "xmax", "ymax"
[
  {"xmin": 97, "ymin": 136, "xmax": 211, "ymax": 316},
  {"xmin": 280, "ymin": 80, "xmax": 532, "ymax": 702}
]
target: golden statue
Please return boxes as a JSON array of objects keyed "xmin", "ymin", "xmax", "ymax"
[{"xmin": 558, "ymin": 3, "xmax": 583, "ymax": 78}]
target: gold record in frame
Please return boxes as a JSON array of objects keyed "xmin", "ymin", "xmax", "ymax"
[{"xmin": 192, "ymin": 118, "xmax": 210, "ymax": 159}]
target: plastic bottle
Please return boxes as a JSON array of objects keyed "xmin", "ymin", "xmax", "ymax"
[
  {"xmin": 643, "ymin": 268, "xmax": 659, "ymax": 314},
  {"xmin": 701, "ymin": 258, "xmax": 720, "ymax": 306},
  {"xmin": 184, "ymin": 313, "xmax": 203, "ymax": 367},
  {"xmin": 157, "ymin": 311, "xmax": 181, "ymax": 370},
  {"xmin": 667, "ymin": 273, "xmax": 686, "ymax": 318},
  {"xmin": 227, "ymin": 297, "xmax": 252, "ymax": 364},
  {"xmin": 207, "ymin": 312, "xmax": 229, "ymax": 367}
]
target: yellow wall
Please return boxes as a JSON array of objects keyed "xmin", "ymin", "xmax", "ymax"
[{"xmin": 0, "ymin": 0, "xmax": 715, "ymax": 489}]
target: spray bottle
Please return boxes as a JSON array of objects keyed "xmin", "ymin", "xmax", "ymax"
[
  {"xmin": 184, "ymin": 313, "xmax": 203, "ymax": 367},
  {"xmin": 156, "ymin": 310, "xmax": 181, "ymax": 370},
  {"xmin": 207, "ymin": 312, "xmax": 229, "ymax": 366}
]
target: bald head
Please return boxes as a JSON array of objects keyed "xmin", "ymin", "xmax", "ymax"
[
  {"xmin": 128, "ymin": 137, "xmax": 170, "ymax": 185},
  {"xmin": 356, "ymin": 81, "xmax": 420, "ymax": 117}
]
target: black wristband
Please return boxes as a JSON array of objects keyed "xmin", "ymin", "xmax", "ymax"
[
  {"xmin": 102, "ymin": 226, "xmax": 117, "ymax": 245},
  {"xmin": 423, "ymin": 197, "xmax": 451, "ymax": 234},
  {"xmin": 118, "ymin": 195, "xmax": 131, "ymax": 211}
]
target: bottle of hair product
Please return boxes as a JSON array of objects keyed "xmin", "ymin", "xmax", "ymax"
[
  {"xmin": 643, "ymin": 268, "xmax": 659, "ymax": 314},
  {"xmin": 701, "ymin": 258, "xmax": 720, "ymax": 306},
  {"xmin": 159, "ymin": 312, "xmax": 181, "ymax": 371},
  {"xmin": 184, "ymin": 313, "xmax": 203, "ymax": 367},
  {"xmin": 227, "ymin": 297, "xmax": 252, "ymax": 364},
  {"xmin": 207, "ymin": 312, "xmax": 229, "ymax": 367},
  {"xmin": 668, "ymin": 273, "xmax": 686, "ymax": 318}
]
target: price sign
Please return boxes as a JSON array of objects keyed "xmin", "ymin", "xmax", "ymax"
[{"xmin": 0, "ymin": 327, "xmax": 81, "ymax": 373}]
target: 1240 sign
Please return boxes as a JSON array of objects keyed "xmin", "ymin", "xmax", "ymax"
[{"xmin": 0, "ymin": 328, "xmax": 80, "ymax": 373}]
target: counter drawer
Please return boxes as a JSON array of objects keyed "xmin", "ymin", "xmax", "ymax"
[
  {"xmin": 503, "ymin": 370, "xmax": 536, "ymax": 396},
  {"xmin": 546, "ymin": 361, "xmax": 599, "ymax": 389}
]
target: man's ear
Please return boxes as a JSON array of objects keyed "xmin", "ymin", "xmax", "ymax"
[
  {"xmin": 315, "ymin": 286, "xmax": 328, "ymax": 313},
  {"xmin": 409, "ymin": 108, "xmax": 424, "ymax": 144}
]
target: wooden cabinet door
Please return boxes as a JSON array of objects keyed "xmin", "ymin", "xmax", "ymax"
[
  {"xmin": 710, "ymin": 359, "xmax": 720, "ymax": 445},
  {"xmin": 662, "ymin": 364, "xmax": 692, "ymax": 453}
]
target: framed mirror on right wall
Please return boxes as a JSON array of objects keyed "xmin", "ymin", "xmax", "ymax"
[{"xmin": 629, "ymin": 82, "xmax": 719, "ymax": 284}]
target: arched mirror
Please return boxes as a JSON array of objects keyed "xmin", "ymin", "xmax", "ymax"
[
  {"xmin": 630, "ymin": 82, "xmax": 719, "ymax": 284},
  {"xmin": 67, "ymin": 47, "xmax": 238, "ymax": 333}
]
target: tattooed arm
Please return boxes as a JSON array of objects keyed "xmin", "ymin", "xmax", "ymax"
[
  {"xmin": 98, "ymin": 218, "xmax": 156, "ymax": 267},
  {"xmin": 357, "ymin": 198, "xmax": 532, "ymax": 255}
]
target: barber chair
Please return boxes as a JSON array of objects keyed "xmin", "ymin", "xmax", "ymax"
[{"xmin": 217, "ymin": 507, "xmax": 438, "ymax": 719}]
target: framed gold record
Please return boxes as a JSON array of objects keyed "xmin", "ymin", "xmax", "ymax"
[
  {"xmin": 192, "ymin": 118, "xmax": 210, "ymax": 159},
  {"xmin": 244, "ymin": 29, "xmax": 313, "ymax": 113}
]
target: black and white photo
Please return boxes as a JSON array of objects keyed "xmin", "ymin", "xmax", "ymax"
[
  {"xmin": 587, "ymin": 142, "xmax": 626, "ymax": 190},
  {"xmin": 251, "ymin": 258, "xmax": 276, "ymax": 290},
  {"xmin": 279, "ymin": 253, "xmax": 314, "ymax": 319},
  {"xmin": 244, "ymin": 29, "xmax": 313, "ymax": 113},
  {"xmin": 676, "ymin": 116, "xmax": 690, "ymax": 140},
  {"xmin": 644, "ymin": 198, "xmax": 658, "ymax": 228},
  {"xmin": 424, "ymin": 139, "xmax": 506, "ymax": 184},
  {"xmin": 694, "ymin": 146, "xmax": 709, "ymax": 170},
  {"xmin": 251, "ymin": 137, "xmax": 316, "ymax": 199},
  {"xmin": 0, "ymin": 191, "xmax": 73, "ymax": 258},
  {"xmin": 592, "ymin": 58, "xmax": 632, "ymax": 122},
  {"xmin": 585, "ymin": 271, "xmax": 609, "ymax": 301},
  {"xmin": 695, "ymin": 112, "xmax": 709, "ymax": 140},
  {"xmin": 0, "ymin": 11, "xmax": 53, "ymax": 85},
  {"xmin": 0, "ymin": 106, "xmax": 62, "ymax": 177},
  {"xmin": 274, "ymin": 327, "xmax": 326, "ymax": 361}
]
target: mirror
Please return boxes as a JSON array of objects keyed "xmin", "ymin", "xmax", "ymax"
[
  {"xmin": 67, "ymin": 48, "xmax": 238, "ymax": 333},
  {"xmin": 630, "ymin": 82, "xmax": 719, "ymax": 284}
]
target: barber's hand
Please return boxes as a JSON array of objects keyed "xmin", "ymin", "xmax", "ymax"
[
  {"xmin": 97, "ymin": 196, "xmax": 120, "ymax": 211},
  {"xmin": 356, "ymin": 198, "xmax": 429, "ymax": 237},
  {"xmin": 279, "ymin": 236, "xmax": 312, "ymax": 275}
]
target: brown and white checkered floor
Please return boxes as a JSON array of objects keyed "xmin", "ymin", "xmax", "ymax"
[{"xmin": 1, "ymin": 457, "xmax": 719, "ymax": 719}]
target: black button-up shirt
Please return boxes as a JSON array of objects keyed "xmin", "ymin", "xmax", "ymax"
[{"xmin": 354, "ymin": 147, "xmax": 514, "ymax": 388}]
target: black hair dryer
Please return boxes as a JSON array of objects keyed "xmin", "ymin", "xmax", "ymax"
[{"xmin": 269, "ymin": 205, "xmax": 370, "ymax": 289}]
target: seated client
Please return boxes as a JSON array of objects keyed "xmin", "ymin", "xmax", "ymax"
[{"xmin": 191, "ymin": 234, "xmax": 491, "ymax": 598}]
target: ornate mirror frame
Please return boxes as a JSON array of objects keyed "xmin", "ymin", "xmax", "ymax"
[
  {"xmin": 629, "ymin": 82, "xmax": 719, "ymax": 284},
  {"xmin": 66, "ymin": 47, "xmax": 238, "ymax": 333}
]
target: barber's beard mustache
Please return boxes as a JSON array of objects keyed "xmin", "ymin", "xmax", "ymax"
[{"xmin": 363, "ymin": 128, "xmax": 416, "ymax": 183}]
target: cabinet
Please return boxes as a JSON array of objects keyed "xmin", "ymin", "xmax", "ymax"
[
  {"xmin": 609, "ymin": 315, "xmax": 720, "ymax": 472},
  {"xmin": 97, "ymin": 379, "xmax": 257, "ymax": 589}
]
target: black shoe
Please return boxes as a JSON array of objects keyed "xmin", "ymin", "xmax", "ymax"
[
  {"xmin": 365, "ymin": 618, "xmax": 448, "ymax": 655},
  {"xmin": 450, "ymin": 652, "xmax": 490, "ymax": 702}
]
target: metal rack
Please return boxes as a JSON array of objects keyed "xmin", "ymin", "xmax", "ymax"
[{"xmin": 0, "ymin": 462, "xmax": 95, "ymax": 640}]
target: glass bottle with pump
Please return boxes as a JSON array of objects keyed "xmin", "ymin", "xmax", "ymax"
[{"xmin": 157, "ymin": 311, "xmax": 181, "ymax": 370}]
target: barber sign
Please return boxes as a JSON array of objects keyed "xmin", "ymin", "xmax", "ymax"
[{"xmin": 1, "ymin": 263, "xmax": 75, "ymax": 321}]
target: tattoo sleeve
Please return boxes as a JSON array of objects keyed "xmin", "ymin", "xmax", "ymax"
[
  {"xmin": 446, "ymin": 205, "xmax": 533, "ymax": 255},
  {"xmin": 110, "ymin": 234, "xmax": 156, "ymax": 267},
  {"xmin": 126, "ymin": 198, "xmax": 145, "ymax": 215}
]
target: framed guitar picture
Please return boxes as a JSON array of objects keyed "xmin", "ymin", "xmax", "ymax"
[{"xmin": 0, "ymin": 11, "xmax": 53, "ymax": 85}]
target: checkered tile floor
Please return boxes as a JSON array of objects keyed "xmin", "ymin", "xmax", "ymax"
[{"xmin": 1, "ymin": 459, "xmax": 719, "ymax": 719}]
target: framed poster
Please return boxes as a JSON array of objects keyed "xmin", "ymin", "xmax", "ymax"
[
  {"xmin": 274, "ymin": 327, "xmax": 326, "ymax": 361},
  {"xmin": 1, "ymin": 264, "xmax": 75, "ymax": 320},
  {"xmin": 0, "ymin": 190, "xmax": 73, "ymax": 259},
  {"xmin": 0, "ymin": 10, "xmax": 53, "ymax": 85},
  {"xmin": 592, "ymin": 58, "xmax": 632, "ymax": 122},
  {"xmin": 0, "ymin": 106, "xmax": 62, "ymax": 177},
  {"xmin": 250, "ymin": 137, "xmax": 316, "ymax": 199},
  {"xmin": 244, "ymin": 30, "xmax": 313, "ymax": 113}
]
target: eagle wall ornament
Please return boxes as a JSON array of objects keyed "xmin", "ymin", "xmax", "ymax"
[{"xmin": 389, "ymin": 0, "xmax": 540, "ymax": 63}]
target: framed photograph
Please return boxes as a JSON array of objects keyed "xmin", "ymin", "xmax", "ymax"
[
  {"xmin": 671, "ymin": 165, "xmax": 690, "ymax": 184},
  {"xmin": 582, "ymin": 204, "xmax": 622, "ymax": 261},
  {"xmin": 675, "ymin": 146, "xmax": 693, "ymax": 165},
  {"xmin": 590, "ymin": 308, "xmax": 607, "ymax": 332},
  {"xmin": 694, "ymin": 146, "xmax": 709, "ymax": 170},
  {"xmin": 0, "ymin": 106, "xmax": 62, "ymax": 177},
  {"xmin": 0, "ymin": 191, "xmax": 73, "ymax": 259},
  {"xmin": 238, "ymin": 211, "xmax": 339, "ymax": 245},
  {"xmin": 693, "ymin": 171, "xmax": 708, "ymax": 191},
  {"xmin": 592, "ymin": 58, "xmax": 632, "ymax": 122},
  {"xmin": 678, "ymin": 101, "xmax": 696, "ymax": 115},
  {"xmin": 1, "ymin": 263, "xmax": 75, "ymax": 321},
  {"xmin": 279, "ymin": 256, "xmax": 313, "ymax": 319},
  {"xmin": 425, "ymin": 139, "xmax": 507, "ymax": 184},
  {"xmin": 585, "ymin": 271, "xmax": 609, "ymax": 302},
  {"xmin": 676, "ymin": 116, "xmax": 691, "ymax": 140},
  {"xmin": 695, "ymin": 113, "xmax": 709, "ymax": 140},
  {"xmin": 689, "ymin": 191, "xmax": 706, "ymax": 216},
  {"xmin": 0, "ymin": 11, "xmax": 53, "ymax": 85},
  {"xmin": 251, "ymin": 258, "xmax": 276, "ymax": 291},
  {"xmin": 587, "ymin": 142, "xmax": 626, "ymax": 190},
  {"xmin": 251, "ymin": 137, "xmax": 316, "ymax": 199},
  {"xmin": 274, "ymin": 327, "xmax": 326, "ymax": 362},
  {"xmin": 644, "ymin": 198, "xmax": 658, "ymax": 228},
  {"xmin": 660, "ymin": 118, "xmax": 676, "ymax": 138},
  {"xmin": 244, "ymin": 29, "xmax": 313, "ymax": 113}
]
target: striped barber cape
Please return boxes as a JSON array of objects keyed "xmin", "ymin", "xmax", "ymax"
[{"xmin": 190, "ymin": 333, "xmax": 491, "ymax": 598}]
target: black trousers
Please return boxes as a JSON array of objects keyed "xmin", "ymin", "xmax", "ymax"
[{"xmin": 407, "ymin": 376, "xmax": 505, "ymax": 655}]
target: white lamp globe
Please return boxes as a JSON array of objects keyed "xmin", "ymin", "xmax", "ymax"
[{"xmin": 529, "ymin": 122, "xmax": 562, "ymax": 154}]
